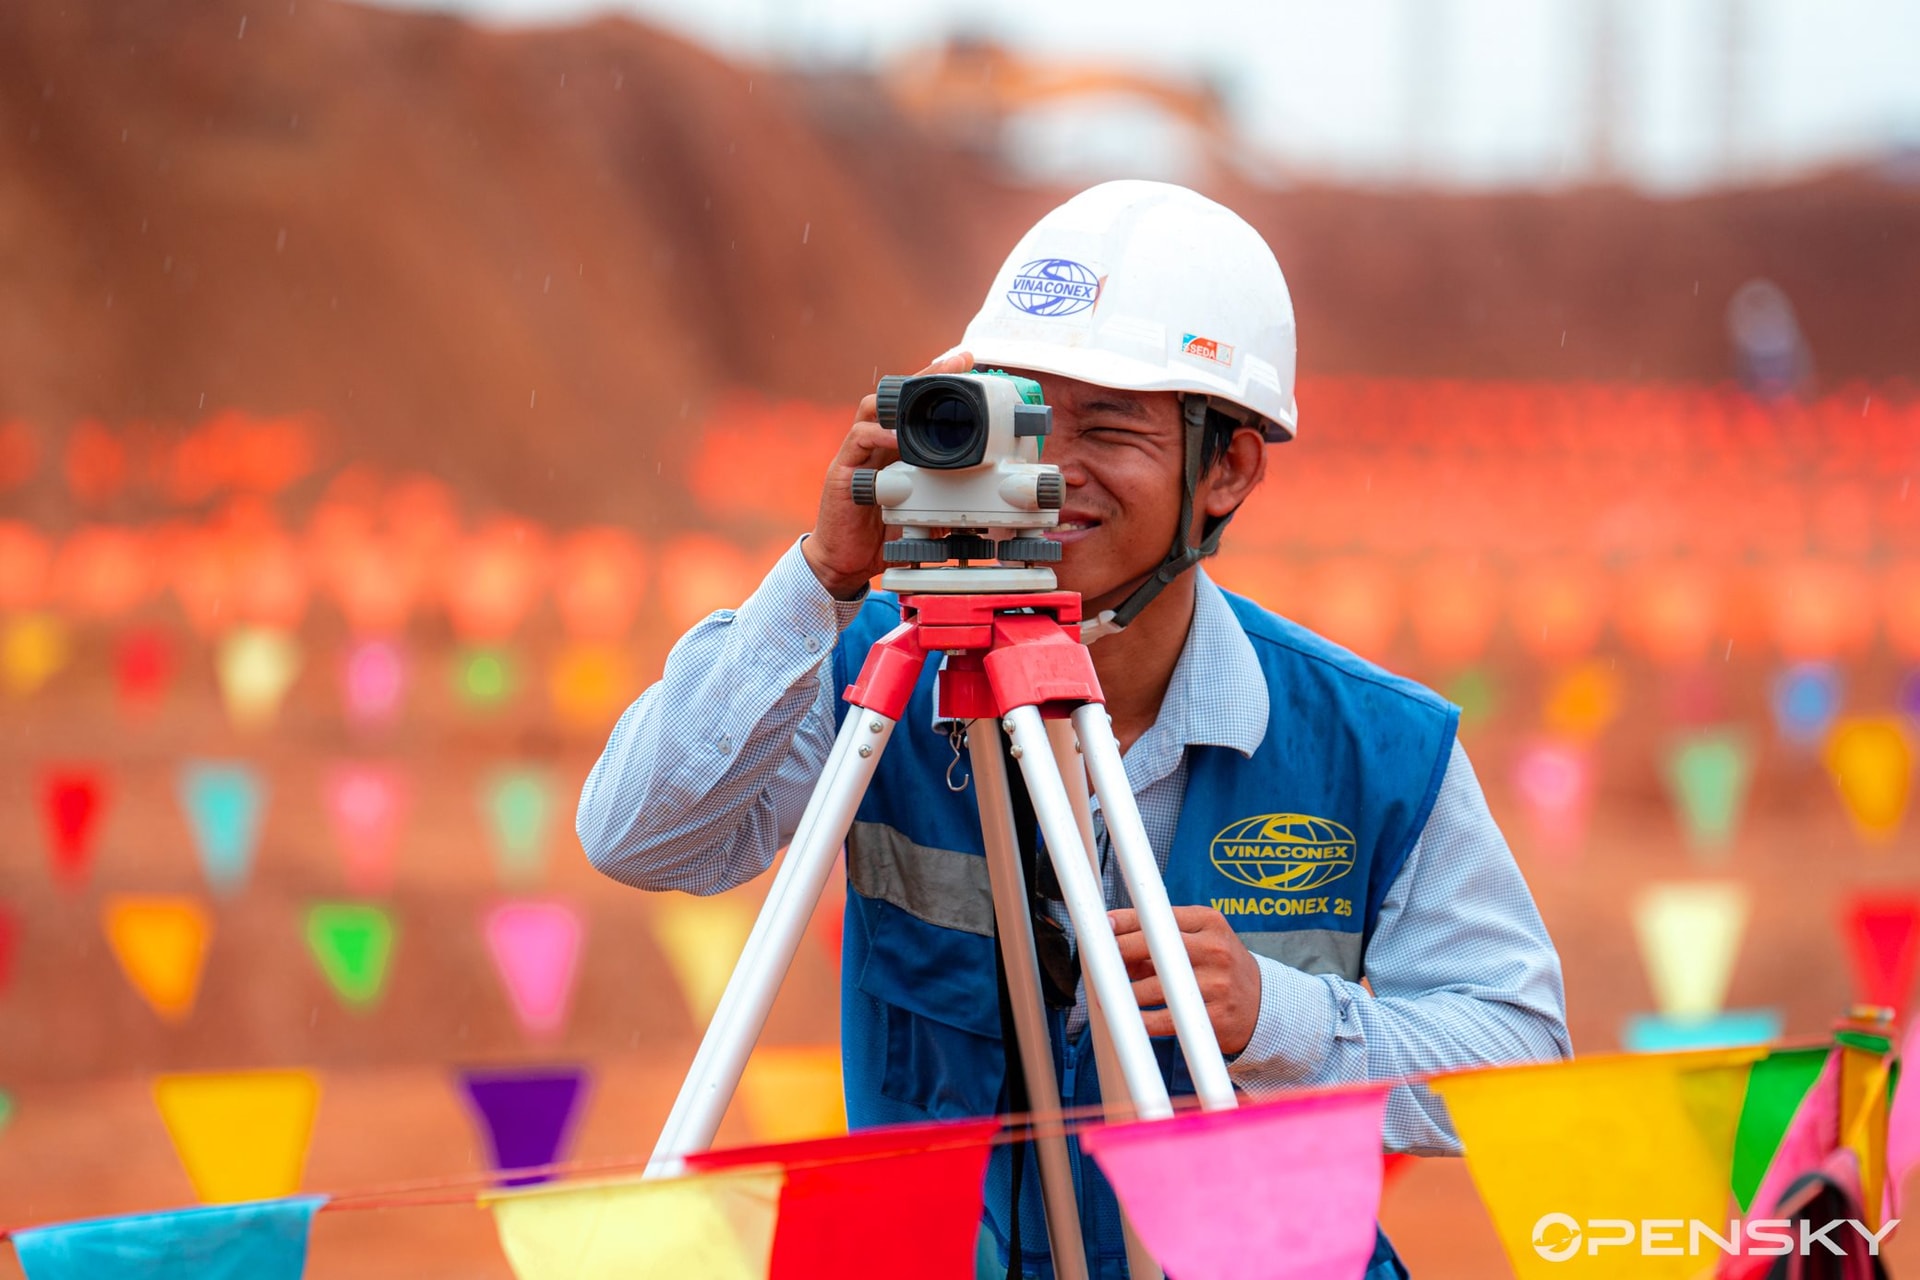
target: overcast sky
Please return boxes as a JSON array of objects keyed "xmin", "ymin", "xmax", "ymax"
[{"xmin": 369, "ymin": 0, "xmax": 1920, "ymax": 191}]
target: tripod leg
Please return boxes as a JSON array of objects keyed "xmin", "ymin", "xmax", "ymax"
[
  {"xmin": 1044, "ymin": 721, "xmax": 1164, "ymax": 1280},
  {"xmin": 649, "ymin": 709, "xmax": 897, "ymax": 1168},
  {"xmin": 968, "ymin": 723, "xmax": 1091, "ymax": 1280},
  {"xmin": 1071, "ymin": 706, "xmax": 1238, "ymax": 1111},
  {"xmin": 1003, "ymin": 706, "xmax": 1174, "ymax": 1121}
]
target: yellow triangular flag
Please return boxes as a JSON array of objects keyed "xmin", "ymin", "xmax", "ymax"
[
  {"xmin": 549, "ymin": 642, "xmax": 632, "ymax": 731},
  {"xmin": 651, "ymin": 895, "xmax": 757, "ymax": 1023},
  {"xmin": 1632, "ymin": 881, "xmax": 1749, "ymax": 1017},
  {"xmin": 1824, "ymin": 717, "xmax": 1914, "ymax": 843},
  {"xmin": 103, "ymin": 895, "xmax": 212, "ymax": 1022},
  {"xmin": 487, "ymin": 1166, "xmax": 782, "ymax": 1280},
  {"xmin": 153, "ymin": 1069, "xmax": 321, "ymax": 1203},
  {"xmin": 215, "ymin": 626, "xmax": 303, "ymax": 730},
  {"xmin": 1543, "ymin": 660, "xmax": 1622, "ymax": 741},
  {"xmin": 739, "ymin": 1046, "xmax": 846, "ymax": 1143},
  {"xmin": 1431, "ymin": 1048, "xmax": 1760, "ymax": 1278},
  {"xmin": 1839, "ymin": 1045, "xmax": 1893, "ymax": 1230},
  {"xmin": 3, "ymin": 612, "xmax": 68, "ymax": 695}
]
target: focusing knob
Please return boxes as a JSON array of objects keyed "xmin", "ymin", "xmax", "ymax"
[
  {"xmin": 998, "ymin": 537, "xmax": 1063, "ymax": 563},
  {"xmin": 945, "ymin": 533, "xmax": 997, "ymax": 561},
  {"xmin": 850, "ymin": 468, "xmax": 878, "ymax": 506},
  {"xmin": 1035, "ymin": 472, "xmax": 1064, "ymax": 509},
  {"xmin": 883, "ymin": 538, "xmax": 950, "ymax": 564},
  {"xmin": 874, "ymin": 376, "xmax": 907, "ymax": 431}
]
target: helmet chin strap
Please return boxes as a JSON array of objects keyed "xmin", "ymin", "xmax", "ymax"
[{"xmin": 1080, "ymin": 396, "xmax": 1237, "ymax": 644}]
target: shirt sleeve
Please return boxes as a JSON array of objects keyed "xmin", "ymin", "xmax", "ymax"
[
  {"xmin": 575, "ymin": 537, "xmax": 870, "ymax": 896},
  {"xmin": 1223, "ymin": 739, "xmax": 1572, "ymax": 1155}
]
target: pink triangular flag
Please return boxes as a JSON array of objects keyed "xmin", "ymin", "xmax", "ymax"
[
  {"xmin": 1886, "ymin": 1021, "xmax": 1920, "ymax": 1222},
  {"xmin": 1080, "ymin": 1086, "xmax": 1391, "ymax": 1280},
  {"xmin": 326, "ymin": 764, "xmax": 406, "ymax": 894},
  {"xmin": 484, "ymin": 901, "xmax": 585, "ymax": 1039},
  {"xmin": 1723, "ymin": 1052, "xmax": 1841, "ymax": 1280}
]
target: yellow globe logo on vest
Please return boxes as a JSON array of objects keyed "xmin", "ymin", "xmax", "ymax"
[{"xmin": 1209, "ymin": 814, "xmax": 1357, "ymax": 892}]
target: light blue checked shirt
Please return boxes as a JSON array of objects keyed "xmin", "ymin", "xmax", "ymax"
[{"xmin": 579, "ymin": 540, "xmax": 1571, "ymax": 1155}]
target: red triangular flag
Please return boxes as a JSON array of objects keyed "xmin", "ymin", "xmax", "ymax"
[
  {"xmin": 41, "ymin": 768, "xmax": 105, "ymax": 887},
  {"xmin": 688, "ymin": 1118, "xmax": 998, "ymax": 1278},
  {"xmin": 1383, "ymin": 1152, "xmax": 1415, "ymax": 1187},
  {"xmin": 115, "ymin": 627, "xmax": 175, "ymax": 713},
  {"xmin": 1842, "ymin": 894, "xmax": 1920, "ymax": 1014}
]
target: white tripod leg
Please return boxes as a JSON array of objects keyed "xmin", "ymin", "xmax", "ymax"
[
  {"xmin": 1003, "ymin": 707, "xmax": 1173, "ymax": 1121},
  {"xmin": 1072, "ymin": 705, "xmax": 1237, "ymax": 1112},
  {"xmin": 1045, "ymin": 720, "xmax": 1164, "ymax": 1280},
  {"xmin": 649, "ymin": 709, "xmax": 896, "ymax": 1168},
  {"xmin": 968, "ymin": 723, "xmax": 1090, "ymax": 1280}
]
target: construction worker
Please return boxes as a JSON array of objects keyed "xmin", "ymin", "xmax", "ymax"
[{"xmin": 578, "ymin": 180, "xmax": 1571, "ymax": 1279}]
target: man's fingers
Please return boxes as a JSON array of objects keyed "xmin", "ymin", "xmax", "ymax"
[
  {"xmin": 1107, "ymin": 908, "xmax": 1141, "ymax": 937},
  {"xmin": 1171, "ymin": 905, "xmax": 1226, "ymax": 933},
  {"xmin": 1140, "ymin": 1010, "xmax": 1176, "ymax": 1038},
  {"xmin": 1131, "ymin": 975, "xmax": 1164, "ymax": 1008},
  {"xmin": 915, "ymin": 348, "xmax": 972, "ymax": 376}
]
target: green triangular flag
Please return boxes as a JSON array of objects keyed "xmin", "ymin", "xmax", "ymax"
[
  {"xmin": 482, "ymin": 766, "xmax": 553, "ymax": 887},
  {"xmin": 305, "ymin": 903, "xmax": 396, "ymax": 1009},
  {"xmin": 1444, "ymin": 667, "xmax": 1499, "ymax": 726},
  {"xmin": 1730, "ymin": 1046, "xmax": 1828, "ymax": 1210},
  {"xmin": 0, "ymin": 1088, "xmax": 13, "ymax": 1135},
  {"xmin": 454, "ymin": 646, "xmax": 515, "ymax": 709},
  {"xmin": 1662, "ymin": 728, "xmax": 1755, "ymax": 859}
]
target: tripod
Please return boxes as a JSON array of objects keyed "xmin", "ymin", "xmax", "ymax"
[{"xmin": 648, "ymin": 583, "xmax": 1239, "ymax": 1280}]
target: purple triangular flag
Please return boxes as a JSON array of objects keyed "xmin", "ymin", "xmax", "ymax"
[{"xmin": 456, "ymin": 1064, "xmax": 588, "ymax": 1187}]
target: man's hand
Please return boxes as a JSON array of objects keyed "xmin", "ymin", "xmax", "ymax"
[
  {"xmin": 1107, "ymin": 906, "xmax": 1262, "ymax": 1056},
  {"xmin": 801, "ymin": 348, "xmax": 974, "ymax": 600}
]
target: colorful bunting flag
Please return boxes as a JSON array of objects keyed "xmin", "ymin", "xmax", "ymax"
[
  {"xmin": 487, "ymin": 1166, "xmax": 783, "ymax": 1280},
  {"xmin": 1622, "ymin": 1008, "xmax": 1781, "ymax": 1053},
  {"xmin": 114, "ymin": 627, "xmax": 174, "ymax": 714},
  {"xmin": 1510, "ymin": 739, "xmax": 1592, "ymax": 859},
  {"xmin": 1632, "ymin": 882, "xmax": 1749, "ymax": 1018},
  {"xmin": 688, "ymin": 1119, "xmax": 999, "ymax": 1279},
  {"xmin": 2, "ymin": 612, "xmax": 68, "ymax": 695},
  {"xmin": 10, "ymin": 1196, "xmax": 325, "ymax": 1280},
  {"xmin": 446, "ymin": 519, "xmax": 548, "ymax": 642},
  {"xmin": 1081, "ymin": 1087, "xmax": 1391, "ymax": 1280},
  {"xmin": 0, "ymin": 1088, "xmax": 13, "ymax": 1135},
  {"xmin": 553, "ymin": 528, "xmax": 647, "ymax": 642},
  {"xmin": 1660, "ymin": 729, "xmax": 1754, "ymax": 859},
  {"xmin": 103, "ymin": 896, "xmax": 213, "ymax": 1023},
  {"xmin": 40, "ymin": 768, "xmax": 105, "ymax": 888},
  {"xmin": 1770, "ymin": 661, "xmax": 1842, "ymax": 750},
  {"xmin": 455, "ymin": 646, "xmax": 516, "ymax": 709},
  {"xmin": 1822, "ymin": 716, "xmax": 1914, "ymax": 843},
  {"xmin": 177, "ymin": 763, "xmax": 266, "ymax": 897},
  {"xmin": 1542, "ymin": 660, "xmax": 1621, "ymax": 741},
  {"xmin": 1898, "ymin": 670, "xmax": 1920, "ymax": 732},
  {"xmin": 1731, "ymin": 1046, "xmax": 1830, "ymax": 1211},
  {"xmin": 325, "ymin": 764, "xmax": 406, "ymax": 893},
  {"xmin": 214, "ymin": 626, "xmax": 302, "ymax": 731},
  {"xmin": 341, "ymin": 638, "xmax": 405, "ymax": 726},
  {"xmin": 1837, "ymin": 1043, "xmax": 1893, "ymax": 1228},
  {"xmin": 484, "ymin": 901, "xmax": 584, "ymax": 1039},
  {"xmin": 1886, "ymin": 1021, "xmax": 1920, "ymax": 1219},
  {"xmin": 1431, "ymin": 1048, "xmax": 1761, "ymax": 1278},
  {"xmin": 457, "ymin": 1065, "xmax": 589, "ymax": 1187},
  {"xmin": 652, "ymin": 895, "xmax": 758, "ymax": 1024},
  {"xmin": 1731, "ymin": 1052, "xmax": 1841, "ymax": 1277},
  {"xmin": 153, "ymin": 1070, "xmax": 321, "ymax": 1203},
  {"xmin": 0, "ymin": 900, "xmax": 15, "ymax": 995},
  {"xmin": 482, "ymin": 767, "xmax": 554, "ymax": 887},
  {"xmin": 1443, "ymin": 667, "xmax": 1499, "ymax": 727},
  {"xmin": 739, "ymin": 1047, "xmax": 846, "ymax": 1144},
  {"xmin": 549, "ymin": 643, "xmax": 631, "ymax": 730},
  {"xmin": 305, "ymin": 904, "xmax": 396, "ymax": 1010},
  {"xmin": 1842, "ymin": 895, "xmax": 1920, "ymax": 1014}
]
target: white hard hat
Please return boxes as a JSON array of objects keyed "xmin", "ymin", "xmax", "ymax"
[{"xmin": 960, "ymin": 180, "xmax": 1298, "ymax": 441}]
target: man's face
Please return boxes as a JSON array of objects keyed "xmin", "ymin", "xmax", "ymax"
[{"xmin": 1012, "ymin": 372, "xmax": 1193, "ymax": 614}]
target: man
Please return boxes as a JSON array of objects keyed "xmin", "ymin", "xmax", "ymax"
[{"xmin": 578, "ymin": 180, "xmax": 1570, "ymax": 1279}]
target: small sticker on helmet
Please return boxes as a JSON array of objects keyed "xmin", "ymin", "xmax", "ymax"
[
  {"xmin": 1181, "ymin": 334, "xmax": 1235, "ymax": 365},
  {"xmin": 1007, "ymin": 259, "xmax": 1102, "ymax": 317}
]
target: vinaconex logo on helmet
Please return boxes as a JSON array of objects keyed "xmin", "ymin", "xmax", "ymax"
[{"xmin": 1006, "ymin": 259, "xmax": 1101, "ymax": 317}]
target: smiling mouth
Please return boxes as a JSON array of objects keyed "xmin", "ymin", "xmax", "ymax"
[{"xmin": 1052, "ymin": 520, "xmax": 1098, "ymax": 533}]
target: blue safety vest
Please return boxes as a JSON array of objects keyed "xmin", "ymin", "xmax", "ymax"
[{"xmin": 831, "ymin": 588, "xmax": 1457, "ymax": 1280}]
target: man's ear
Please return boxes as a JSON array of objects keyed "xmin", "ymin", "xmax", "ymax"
[{"xmin": 1200, "ymin": 427, "xmax": 1267, "ymax": 519}]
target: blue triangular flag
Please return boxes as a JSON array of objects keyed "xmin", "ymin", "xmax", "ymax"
[
  {"xmin": 12, "ymin": 1196, "xmax": 324, "ymax": 1280},
  {"xmin": 1770, "ymin": 662, "xmax": 1842, "ymax": 750},
  {"xmin": 1622, "ymin": 1008, "xmax": 1784, "ymax": 1052},
  {"xmin": 177, "ymin": 763, "xmax": 266, "ymax": 897}
]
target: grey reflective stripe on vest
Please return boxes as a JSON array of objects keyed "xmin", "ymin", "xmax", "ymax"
[
  {"xmin": 847, "ymin": 820, "xmax": 996, "ymax": 937},
  {"xmin": 1240, "ymin": 929, "xmax": 1363, "ymax": 982}
]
